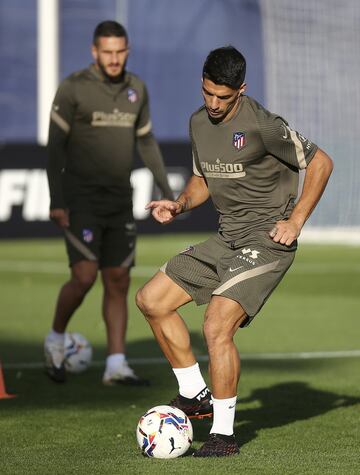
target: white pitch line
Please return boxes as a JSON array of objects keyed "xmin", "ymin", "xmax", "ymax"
[
  {"xmin": 3, "ymin": 349, "xmax": 360, "ymax": 370},
  {"xmin": 0, "ymin": 260, "xmax": 359, "ymax": 276}
]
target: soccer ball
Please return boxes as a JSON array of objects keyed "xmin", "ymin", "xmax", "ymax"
[
  {"xmin": 64, "ymin": 332, "xmax": 92, "ymax": 373},
  {"xmin": 136, "ymin": 405, "xmax": 193, "ymax": 459}
]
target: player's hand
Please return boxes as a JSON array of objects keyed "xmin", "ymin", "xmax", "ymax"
[
  {"xmin": 49, "ymin": 208, "xmax": 69, "ymax": 228},
  {"xmin": 145, "ymin": 200, "xmax": 181, "ymax": 224},
  {"xmin": 269, "ymin": 219, "xmax": 301, "ymax": 246}
]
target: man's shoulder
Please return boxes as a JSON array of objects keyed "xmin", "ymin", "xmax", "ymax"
[
  {"xmin": 66, "ymin": 67, "xmax": 93, "ymax": 82},
  {"xmin": 244, "ymin": 96, "xmax": 270, "ymax": 116},
  {"xmin": 190, "ymin": 105, "xmax": 207, "ymax": 126},
  {"xmin": 57, "ymin": 68, "xmax": 92, "ymax": 91},
  {"xmin": 125, "ymin": 72, "xmax": 146, "ymax": 90},
  {"xmin": 244, "ymin": 96, "xmax": 285, "ymax": 124}
]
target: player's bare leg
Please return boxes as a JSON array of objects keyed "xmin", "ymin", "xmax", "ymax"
[
  {"xmin": 136, "ymin": 272, "xmax": 212, "ymax": 418},
  {"xmin": 45, "ymin": 260, "xmax": 98, "ymax": 382},
  {"xmin": 193, "ymin": 296, "xmax": 246, "ymax": 457},
  {"xmin": 101, "ymin": 266, "xmax": 130, "ymax": 354},
  {"xmin": 53, "ymin": 260, "xmax": 98, "ymax": 332},
  {"xmin": 203, "ymin": 296, "xmax": 247, "ymax": 398},
  {"xmin": 136, "ymin": 271, "xmax": 194, "ymax": 368},
  {"xmin": 101, "ymin": 266, "xmax": 149, "ymax": 386}
]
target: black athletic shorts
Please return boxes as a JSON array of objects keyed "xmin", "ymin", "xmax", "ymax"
[{"xmin": 65, "ymin": 208, "xmax": 136, "ymax": 268}]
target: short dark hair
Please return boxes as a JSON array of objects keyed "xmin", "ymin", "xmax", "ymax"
[
  {"xmin": 202, "ymin": 46, "xmax": 246, "ymax": 89},
  {"xmin": 93, "ymin": 20, "xmax": 128, "ymax": 45}
]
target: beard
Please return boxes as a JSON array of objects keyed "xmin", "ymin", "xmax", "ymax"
[{"xmin": 97, "ymin": 59, "xmax": 127, "ymax": 83}]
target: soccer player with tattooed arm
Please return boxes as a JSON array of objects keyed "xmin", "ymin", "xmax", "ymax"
[
  {"xmin": 136, "ymin": 46, "xmax": 333, "ymax": 457},
  {"xmin": 45, "ymin": 21, "xmax": 173, "ymax": 385}
]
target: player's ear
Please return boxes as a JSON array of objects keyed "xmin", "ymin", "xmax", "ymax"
[
  {"xmin": 239, "ymin": 83, "xmax": 247, "ymax": 95},
  {"xmin": 91, "ymin": 44, "xmax": 98, "ymax": 62}
]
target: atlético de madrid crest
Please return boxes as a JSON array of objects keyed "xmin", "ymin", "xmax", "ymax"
[
  {"xmin": 233, "ymin": 131, "xmax": 246, "ymax": 150},
  {"xmin": 127, "ymin": 88, "xmax": 138, "ymax": 103}
]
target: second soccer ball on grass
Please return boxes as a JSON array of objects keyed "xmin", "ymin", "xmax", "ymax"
[{"xmin": 64, "ymin": 332, "xmax": 93, "ymax": 374}]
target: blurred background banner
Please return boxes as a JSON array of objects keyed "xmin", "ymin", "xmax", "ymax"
[{"xmin": 0, "ymin": 0, "xmax": 359, "ymax": 240}]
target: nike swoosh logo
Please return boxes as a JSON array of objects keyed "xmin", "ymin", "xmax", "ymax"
[
  {"xmin": 228, "ymin": 404, "xmax": 236, "ymax": 409},
  {"xmin": 229, "ymin": 266, "xmax": 243, "ymax": 272}
]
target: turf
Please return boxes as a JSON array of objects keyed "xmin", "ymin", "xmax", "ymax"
[{"xmin": 0, "ymin": 235, "xmax": 359, "ymax": 474}]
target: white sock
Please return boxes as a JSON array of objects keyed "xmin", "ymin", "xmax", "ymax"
[
  {"xmin": 210, "ymin": 396, "xmax": 237, "ymax": 436},
  {"xmin": 48, "ymin": 329, "xmax": 65, "ymax": 343},
  {"xmin": 106, "ymin": 353, "xmax": 126, "ymax": 372},
  {"xmin": 172, "ymin": 362, "xmax": 207, "ymax": 399}
]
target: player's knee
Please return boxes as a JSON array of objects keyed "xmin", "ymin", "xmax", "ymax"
[
  {"xmin": 102, "ymin": 267, "xmax": 130, "ymax": 289},
  {"xmin": 104, "ymin": 274, "xmax": 130, "ymax": 296},
  {"xmin": 203, "ymin": 311, "xmax": 231, "ymax": 348},
  {"xmin": 136, "ymin": 285, "xmax": 155, "ymax": 317},
  {"xmin": 136, "ymin": 284, "xmax": 171, "ymax": 320},
  {"xmin": 203, "ymin": 320, "xmax": 223, "ymax": 347},
  {"xmin": 71, "ymin": 270, "xmax": 97, "ymax": 294}
]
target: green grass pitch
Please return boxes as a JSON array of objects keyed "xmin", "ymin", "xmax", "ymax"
[{"xmin": 0, "ymin": 234, "xmax": 359, "ymax": 474}]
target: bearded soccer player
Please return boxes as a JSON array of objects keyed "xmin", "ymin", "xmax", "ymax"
[
  {"xmin": 136, "ymin": 46, "xmax": 333, "ymax": 456},
  {"xmin": 45, "ymin": 21, "xmax": 173, "ymax": 385}
]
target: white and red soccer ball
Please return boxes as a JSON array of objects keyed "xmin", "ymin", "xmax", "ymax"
[{"xmin": 136, "ymin": 405, "xmax": 193, "ymax": 459}]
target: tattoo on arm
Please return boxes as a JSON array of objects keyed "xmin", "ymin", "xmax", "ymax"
[{"xmin": 175, "ymin": 196, "xmax": 192, "ymax": 214}]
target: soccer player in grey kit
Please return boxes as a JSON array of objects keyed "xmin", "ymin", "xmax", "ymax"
[
  {"xmin": 136, "ymin": 46, "xmax": 333, "ymax": 456},
  {"xmin": 45, "ymin": 21, "xmax": 173, "ymax": 385}
]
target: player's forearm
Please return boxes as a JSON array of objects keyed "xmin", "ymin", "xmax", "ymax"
[
  {"xmin": 137, "ymin": 134, "xmax": 173, "ymax": 199},
  {"xmin": 289, "ymin": 148, "xmax": 333, "ymax": 228},
  {"xmin": 46, "ymin": 126, "xmax": 68, "ymax": 209},
  {"xmin": 175, "ymin": 175, "xmax": 210, "ymax": 214}
]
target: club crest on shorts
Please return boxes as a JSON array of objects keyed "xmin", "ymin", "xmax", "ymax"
[
  {"xmin": 82, "ymin": 229, "xmax": 93, "ymax": 243},
  {"xmin": 233, "ymin": 131, "xmax": 246, "ymax": 150},
  {"xmin": 127, "ymin": 88, "xmax": 138, "ymax": 103}
]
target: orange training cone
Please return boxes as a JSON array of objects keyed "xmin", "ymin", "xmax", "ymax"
[{"xmin": 0, "ymin": 362, "xmax": 16, "ymax": 399}]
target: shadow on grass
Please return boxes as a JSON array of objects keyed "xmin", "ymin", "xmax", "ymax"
[
  {"xmin": 233, "ymin": 381, "xmax": 360, "ymax": 448},
  {"xmin": 191, "ymin": 381, "xmax": 360, "ymax": 445}
]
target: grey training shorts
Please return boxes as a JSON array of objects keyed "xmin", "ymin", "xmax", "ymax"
[{"xmin": 161, "ymin": 231, "xmax": 297, "ymax": 325}]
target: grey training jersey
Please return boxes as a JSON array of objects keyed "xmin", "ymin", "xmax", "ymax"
[
  {"xmin": 191, "ymin": 96, "xmax": 318, "ymax": 240},
  {"xmin": 47, "ymin": 65, "xmax": 173, "ymax": 213},
  {"xmin": 51, "ymin": 66, "xmax": 150, "ymax": 189}
]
